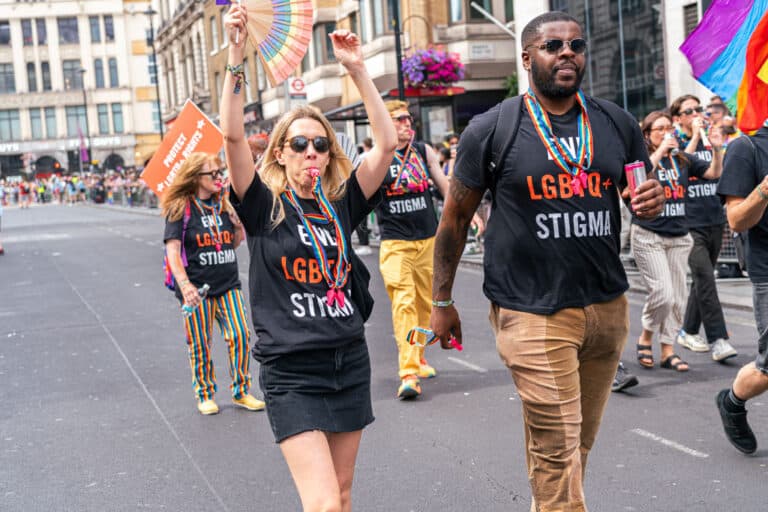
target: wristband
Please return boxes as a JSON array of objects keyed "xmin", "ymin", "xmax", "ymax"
[
  {"xmin": 432, "ymin": 298, "xmax": 454, "ymax": 307},
  {"xmin": 756, "ymin": 185, "xmax": 768, "ymax": 201},
  {"xmin": 178, "ymin": 279, "xmax": 191, "ymax": 288}
]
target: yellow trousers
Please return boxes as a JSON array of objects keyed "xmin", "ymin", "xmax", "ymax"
[{"xmin": 379, "ymin": 237, "xmax": 435, "ymax": 378}]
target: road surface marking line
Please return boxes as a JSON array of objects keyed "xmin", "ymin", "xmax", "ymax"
[
  {"xmin": 51, "ymin": 258, "xmax": 232, "ymax": 512},
  {"xmin": 447, "ymin": 356, "xmax": 488, "ymax": 373},
  {"xmin": 631, "ymin": 428, "xmax": 709, "ymax": 458}
]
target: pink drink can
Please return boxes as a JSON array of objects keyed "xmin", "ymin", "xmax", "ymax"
[{"xmin": 624, "ymin": 161, "xmax": 647, "ymax": 198}]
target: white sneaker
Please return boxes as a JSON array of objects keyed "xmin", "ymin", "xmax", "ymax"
[
  {"xmin": 676, "ymin": 330, "xmax": 710, "ymax": 352},
  {"xmin": 712, "ymin": 338, "xmax": 738, "ymax": 362}
]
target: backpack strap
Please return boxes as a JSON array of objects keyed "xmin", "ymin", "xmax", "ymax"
[
  {"xmin": 488, "ymin": 96, "xmax": 524, "ymax": 195},
  {"xmin": 180, "ymin": 200, "xmax": 192, "ymax": 267}
]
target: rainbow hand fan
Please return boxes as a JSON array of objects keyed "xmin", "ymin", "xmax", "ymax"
[{"xmin": 244, "ymin": 0, "xmax": 313, "ymax": 87}]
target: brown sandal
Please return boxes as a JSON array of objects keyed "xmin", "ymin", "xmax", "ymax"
[{"xmin": 637, "ymin": 343, "xmax": 654, "ymax": 369}]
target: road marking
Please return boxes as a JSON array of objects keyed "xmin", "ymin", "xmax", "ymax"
[
  {"xmin": 50, "ymin": 258, "xmax": 231, "ymax": 512},
  {"xmin": 447, "ymin": 356, "xmax": 488, "ymax": 373},
  {"xmin": 631, "ymin": 428, "xmax": 709, "ymax": 458},
  {"xmin": 3, "ymin": 233, "xmax": 71, "ymax": 243}
]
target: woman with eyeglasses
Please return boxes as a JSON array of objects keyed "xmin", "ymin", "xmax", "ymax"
[
  {"xmin": 632, "ymin": 111, "xmax": 724, "ymax": 373},
  {"xmin": 220, "ymin": 5, "xmax": 397, "ymax": 511},
  {"xmin": 162, "ymin": 152, "xmax": 265, "ymax": 416}
]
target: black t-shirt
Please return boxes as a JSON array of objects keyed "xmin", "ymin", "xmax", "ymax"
[
  {"xmin": 678, "ymin": 138, "xmax": 725, "ymax": 228},
  {"xmin": 717, "ymin": 127, "xmax": 768, "ymax": 283},
  {"xmin": 632, "ymin": 153, "xmax": 709, "ymax": 237},
  {"xmin": 232, "ymin": 171, "xmax": 380, "ymax": 361},
  {"xmin": 374, "ymin": 142, "xmax": 439, "ymax": 241},
  {"xmin": 163, "ymin": 199, "xmax": 241, "ymax": 301},
  {"xmin": 454, "ymin": 97, "xmax": 650, "ymax": 314}
]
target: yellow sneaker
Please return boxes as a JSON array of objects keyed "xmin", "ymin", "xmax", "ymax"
[
  {"xmin": 418, "ymin": 358, "xmax": 437, "ymax": 379},
  {"xmin": 197, "ymin": 399, "xmax": 219, "ymax": 415},
  {"xmin": 232, "ymin": 394, "xmax": 266, "ymax": 411},
  {"xmin": 397, "ymin": 376, "xmax": 421, "ymax": 400}
]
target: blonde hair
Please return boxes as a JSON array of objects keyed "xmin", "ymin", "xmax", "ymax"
[
  {"xmin": 259, "ymin": 105, "xmax": 353, "ymax": 227},
  {"xmin": 384, "ymin": 100, "xmax": 408, "ymax": 114},
  {"xmin": 160, "ymin": 152, "xmax": 234, "ymax": 221}
]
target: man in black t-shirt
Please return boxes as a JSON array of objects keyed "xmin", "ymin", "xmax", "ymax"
[
  {"xmin": 377, "ymin": 100, "xmax": 450, "ymax": 400},
  {"xmin": 715, "ymin": 120, "xmax": 768, "ymax": 455},
  {"xmin": 430, "ymin": 12, "xmax": 665, "ymax": 511},
  {"xmin": 669, "ymin": 94, "xmax": 737, "ymax": 361}
]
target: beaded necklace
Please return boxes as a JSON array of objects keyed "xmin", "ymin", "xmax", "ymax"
[
  {"xmin": 193, "ymin": 196, "xmax": 223, "ymax": 252},
  {"xmin": 524, "ymin": 89, "xmax": 593, "ymax": 195},
  {"xmin": 281, "ymin": 171, "xmax": 350, "ymax": 308},
  {"xmin": 393, "ymin": 139, "xmax": 430, "ymax": 193}
]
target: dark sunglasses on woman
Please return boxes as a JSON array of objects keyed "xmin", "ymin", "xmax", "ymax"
[
  {"xmin": 525, "ymin": 38, "xmax": 587, "ymax": 54},
  {"xmin": 199, "ymin": 169, "xmax": 226, "ymax": 179},
  {"xmin": 680, "ymin": 106, "xmax": 704, "ymax": 116},
  {"xmin": 285, "ymin": 136, "xmax": 330, "ymax": 154}
]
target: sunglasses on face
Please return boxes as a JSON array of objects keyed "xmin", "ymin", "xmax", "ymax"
[
  {"xmin": 680, "ymin": 106, "xmax": 704, "ymax": 116},
  {"xmin": 651, "ymin": 125, "xmax": 675, "ymax": 133},
  {"xmin": 525, "ymin": 38, "xmax": 587, "ymax": 55},
  {"xmin": 392, "ymin": 114, "xmax": 413, "ymax": 124},
  {"xmin": 199, "ymin": 169, "xmax": 226, "ymax": 179},
  {"xmin": 284, "ymin": 135, "xmax": 330, "ymax": 154}
]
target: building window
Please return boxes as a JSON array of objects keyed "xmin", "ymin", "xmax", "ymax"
[
  {"xmin": 0, "ymin": 63, "xmax": 15, "ymax": 94},
  {"xmin": 22, "ymin": 19, "xmax": 33, "ymax": 46},
  {"xmin": 505, "ymin": 0, "xmax": 514, "ymax": 21},
  {"xmin": 152, "ymin": 101, "xmax": 160, "ymax": 133},
  {"xmin": 41, "ymin": 61, "xmax": 51, "ymax": 91},
  {"xmin": 111, "ymin": 103, "xmax": 123, "ymax": 133},
  {"xmin": 683, "ymin": 3, "xmax": 698, "ymax": 36},
  {"xmin": 27, "ymin": 62, "xmax": 36, "ymax": 92},
  {"xmin": 104, "ymin": 15, "xmax": 114, "ymax": 42},
  {"xmin": 89, "ymin": 16, "xmax": 101, "ymax": 43},
  {"xmin": 62, "ymin": 60, "xmax": 83, "ymax": 90},
  {"xmin": 210, "ymin": 17, "xmax": 218, "ymax": 52},
  {"xmin": 313, "ymin": 23, "xmax": 337, "ymax": 66},
  {"xmin": 449, "ymin": 0, "xmax": 462, "ymax": 23},
  {"xmin": 214, "ymin": 71, "xmax": 221, "ymax": 102},
  {"xmin": 0, "ymin": 21, "xmax": 9, "ymax": 46},
  {"xmin": 0, "ymin": 110, "xmax": 21, "ymax": 141},
  {"xmin": 45, "ymin": 107, "xmax": 56, "ymax": 138},
  {"xmin": 57, "ymin": 17, "xmax": 79, "ymax": 44},
  {"xmin": 221, "ymin": 8, "xmax": 228, "ymax": 48},
  {"xmin": 108, "ymin": 58, "xmax": 118, "ymax": 87},
  {"xmin": 36, "ymin": 18, "xmax": 47, "ymax": 45},
  {"xmin": 372, "ymin": 0, "xmax": 386, "ymax": 36},
  {"xmin": 97, "ymin": 104, "xmax": 109, "ymax": 134},
  {"xmin": 94, "ymin": 58, "xmax": 104, "ymax": 88},
  {"xmin": 148, "ymin": 54, "xmax": 157, "ymax": 85},
  {"xmin": 470, "ymin": 0, "xmax": 492, "ymax": 19},
  {"xmin": 65, "ymin": 105, "xmax": 86, "ymax": 137},
  {"xmin": 358, "ymin": 1, "xmax": 370, "ymax": 43},
  {"xmin": 30, "ymin": 108, "xmax": 43, "ymax": 139}
]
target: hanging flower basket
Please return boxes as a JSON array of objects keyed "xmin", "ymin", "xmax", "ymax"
[{"xmin": 401, "ymin": 47, "xmax": 465, "ymax": 90}]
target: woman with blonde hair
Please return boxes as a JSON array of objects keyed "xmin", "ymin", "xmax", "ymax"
[
  {"xmin": 221, "ymin": 5, "xmax": 397, "ymax": 511},
  {"xmin": 162, "ymin": 152, "xmax": 264, "ymax": 415}
]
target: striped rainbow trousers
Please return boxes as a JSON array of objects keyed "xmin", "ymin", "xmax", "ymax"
[{"xmin": 183, "ymin": 287, "xmax": 252, "ymax": 402}]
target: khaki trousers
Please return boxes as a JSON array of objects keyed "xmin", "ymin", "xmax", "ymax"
[{"xmin": 491, "ymin": 295, "xmax": 628, "ymax": 512}]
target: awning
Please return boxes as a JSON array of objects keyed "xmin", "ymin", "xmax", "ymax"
[{"xmin": 324, "ymin": 91, "xmax": 394, "ymax": 123}]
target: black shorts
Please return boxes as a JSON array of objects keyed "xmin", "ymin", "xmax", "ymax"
[{"xmin": 259, "ymin": 339, "xmax": 374, "ymax": 443}]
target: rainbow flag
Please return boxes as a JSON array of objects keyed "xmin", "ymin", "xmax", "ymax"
[{"xmin": 680, "ymin": 0, "xmax": 768, "ymax": 131}]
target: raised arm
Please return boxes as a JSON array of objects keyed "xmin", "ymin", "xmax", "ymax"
[
  {"xmin": 220, "ymin": 4, "xmax": 255, "ymax": 200},
  {"xmin": 425, "ymin": 144, "xmax": 450, "ymax": 199},
  {"xmin": 702, "ymin": 127, "xmax": 724, "ymax": 180},
  {"xmin": 430, "ymin": 178, "xmax": 484, "ymax": 349},
  {"xmin": 330, "ymin": 31, "xmax": 398, "ymax": 198}
]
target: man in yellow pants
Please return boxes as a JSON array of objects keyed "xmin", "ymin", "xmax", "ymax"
[{"xmin": 377, "ymin": 100, "xmax": 450, "ymax": 399}]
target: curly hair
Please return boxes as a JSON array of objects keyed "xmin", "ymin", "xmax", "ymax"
[
  {"xmin": 160, "ymin": 152, "xmax": 234, "ymax": 221},
  {"xmin": 258, "ymin": 105, "xmax": 353, "ymax": 228}
]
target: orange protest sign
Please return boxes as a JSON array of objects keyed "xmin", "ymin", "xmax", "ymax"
[{"xmin": 140, "ymin": 99, "xmax": 223, "ymax": 197}]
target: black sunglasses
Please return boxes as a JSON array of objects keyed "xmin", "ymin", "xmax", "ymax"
[
  {"xmin": 199, "ymin": 169, "xmax": 226, "ymax": 178},
  {"xmin": 285, "ymin": 135, "xmax": 330, "ymax": 154},
  {"xmin": 525, "ymin": 38, "xmax": 587, "ymax": 55},
  {"xmin": 392, "ymin": 114, "xmax": 413, "ymax": 123},
  {"xmin": 680, "ymin": 106, "xmax": 704, "ymax": 115}
]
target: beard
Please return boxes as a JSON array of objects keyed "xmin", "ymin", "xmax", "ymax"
[{"xmin": 530, "ymin": 58, "xmax": 585, "ymax": 99}]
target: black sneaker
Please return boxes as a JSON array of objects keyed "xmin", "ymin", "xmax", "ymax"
[
  {"xmin": 611, "ymin": 362, "xmax": 639, "ymax": 392},
  {"xmin": 716, "ymin": 389, "xmax": 757, "ymax": 454}
]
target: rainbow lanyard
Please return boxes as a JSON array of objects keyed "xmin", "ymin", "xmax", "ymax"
[
  {"xmin": 393, "ymin": 142, "xmax": 429, "ymax": 193},
  {"xmin": 661, "ymin": 155, "xmax": 681, "ymax": 199},
  {"xmin": 193, "ymin": 197, "xmax": 223, "ymax": 252},
  {"xmin": 281, "ymin": 174, "xmax": 350, "ymax": 308},
  {"xmin": 524, "ymin": 89, "xmax": 593, "ymax": 194}
]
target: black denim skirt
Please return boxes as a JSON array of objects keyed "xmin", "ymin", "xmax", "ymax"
[{"xmin": 259, "ymin": 339, "xmax": 375, "ymax": 443}]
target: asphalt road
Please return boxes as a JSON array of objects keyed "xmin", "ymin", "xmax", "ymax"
[{"xmin": 1, "ymin": 204, "xmax": 766, "ymax": 512}]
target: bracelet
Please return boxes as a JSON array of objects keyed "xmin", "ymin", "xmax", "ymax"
[
  {"xmin": 756, "ymin": 185, "xmax": 768, "ymax": 201},
  {"xmin": 178, "ymin": 279, "xmax": 191, "ymax": 288},
  {"xmin": 432, "ymin": 298, "xmax": 454, "ymax": 307},
  {"xmin": 225, "ymin": 64, "xmax": 247, "ymax": 95}
]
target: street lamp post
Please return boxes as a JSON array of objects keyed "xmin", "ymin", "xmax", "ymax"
[
  {"xmin": 143, "ymin": 7, "xmax": 164, "ymax": 139},
  {"xmin": 389, "ymin": 0, "xmax": 405, "ymax": 101},
  {"xmin": 78, "ymin": 68, "xmax": 92, "ymax": 173}
]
